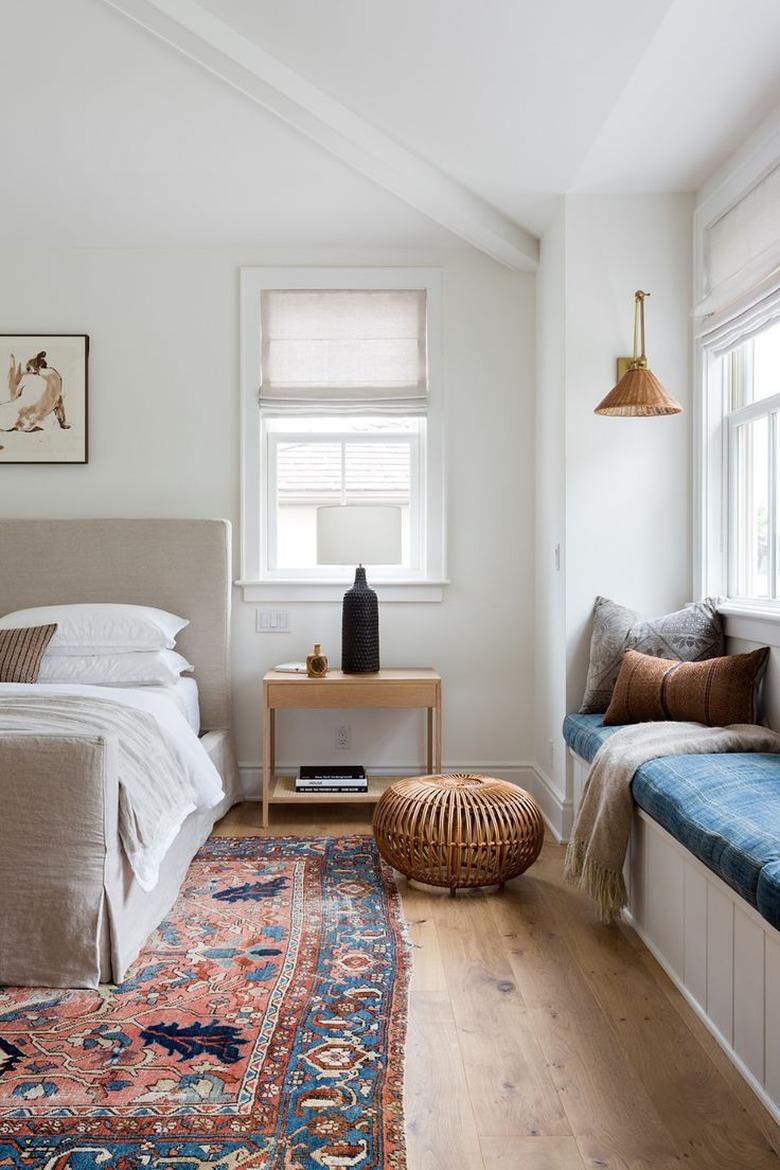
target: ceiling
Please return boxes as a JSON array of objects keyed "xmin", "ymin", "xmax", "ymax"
[
  {"xmin": 0, "ymin": 0, "xmax": 454, "ymax": 247},
  {"xmin": 3, "ymin": 0, "xmax": 780, "ymax": 249}
]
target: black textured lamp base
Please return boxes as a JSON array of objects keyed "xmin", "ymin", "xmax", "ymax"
[{"xmin": 342, "ymin": 566, "xmax": 380, "ymax": 673}]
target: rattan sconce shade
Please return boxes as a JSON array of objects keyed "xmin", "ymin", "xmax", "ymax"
[
  {"xmin": 595, "ymin": 289, "xmax": 683, "ymax": 418},
  {"xmin": 594, "ymin": 365, "xmax": 683, "ymax": 417}
]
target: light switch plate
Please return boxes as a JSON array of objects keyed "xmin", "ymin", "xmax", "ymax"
[{"xmin": 256, "ymin": 608, "xmax": 290, "ymax": 633}]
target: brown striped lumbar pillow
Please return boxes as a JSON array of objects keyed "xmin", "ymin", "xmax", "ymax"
[
  {"xmin": 0, "ymin": 624, "xmax": 58, "ymax": 683},
  {"xmin": 603, "ymin": 646, "xmax": 770, "ymax": 727}
]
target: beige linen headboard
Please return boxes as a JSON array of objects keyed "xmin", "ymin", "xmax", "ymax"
[{"xmin": 0, "ymin": 519, "xmax": 231, "ymax": 731}]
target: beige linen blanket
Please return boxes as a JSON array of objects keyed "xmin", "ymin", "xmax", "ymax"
[
  {"xmin": 0, "ymin": 694, "xmax": 205, "ymax": 891},
  {"xmin": 564, "ymin": 721, "xmax": 780, "ymax": 923}
]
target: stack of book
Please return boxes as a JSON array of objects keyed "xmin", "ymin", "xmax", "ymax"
[{"xmin": 296, "ymin": 765, "xmax": 368, "ymax": 794}]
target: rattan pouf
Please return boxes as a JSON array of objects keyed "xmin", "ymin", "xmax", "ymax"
[{"xmin": 373, "ymin": 773, "xmax": 544, "ymax": 895}]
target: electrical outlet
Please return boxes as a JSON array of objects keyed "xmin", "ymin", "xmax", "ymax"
[
  {"xmin": 336, "ymin": 724, "xmax": 351, "ymax": 750},
  {"xmin": 256, "ymin": 608, "xmax": 290, "ymax": 633}
]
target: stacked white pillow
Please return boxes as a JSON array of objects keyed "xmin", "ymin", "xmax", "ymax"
[{"xmin": 0, "ymin": 604, "xmax": 192, "ymax": 687}]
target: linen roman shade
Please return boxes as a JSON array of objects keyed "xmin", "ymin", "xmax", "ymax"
[
  {"xmin": 696, "ymin": 162, "xmax": 780, "ymax": 336},
  {"xmin": 259, "ymin": 288, "xmax": 428, "ymax": 415}
]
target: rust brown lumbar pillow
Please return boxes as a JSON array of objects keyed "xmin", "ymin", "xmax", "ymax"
[
  {"xmin": 603, "ymin": 646, "xmax": 770, "ymax": 727},
  {"xmin": 0, "ymin": 624, "xmax": 58, "ymax": 683}
]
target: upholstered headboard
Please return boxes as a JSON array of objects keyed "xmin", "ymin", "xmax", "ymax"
[{"xmin": 0, "ymin": 519, "xmax": 232, "ymax": 731}]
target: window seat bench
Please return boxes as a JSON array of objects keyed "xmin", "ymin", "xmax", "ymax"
[
  {"xmin": 562, "ymin": 713, "xmax": 780, "ymax": 929},
  {"xmin": 563, "ymin": 712, "xmax": 780, "ymax": 1124}
]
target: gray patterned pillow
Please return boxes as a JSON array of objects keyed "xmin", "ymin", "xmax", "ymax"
[{"xmin": 579, "ymin": 596, "xmax": 724, "ymax": 714}]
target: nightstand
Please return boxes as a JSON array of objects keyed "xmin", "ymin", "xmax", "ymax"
[{"xmin": 260, "ymin": 668, "xmax": 442, "ymax": 827}]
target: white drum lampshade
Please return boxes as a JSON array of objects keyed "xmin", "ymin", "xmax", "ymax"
[
  {"xmin": 316, "ymin": 505, "xmax": 402, "ymax": 567},
  {"xmin": 316, "ymin": 505, "xmax": 402, "ymax": 673}
]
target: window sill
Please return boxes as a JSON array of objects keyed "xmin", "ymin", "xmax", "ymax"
[
  {"xmin": 718, "ymin": 600, "xmax": 780, "ymax": 646},
  {"xmin": 236, "ymin": 579, "xmax": 449, "ymax": 603}
]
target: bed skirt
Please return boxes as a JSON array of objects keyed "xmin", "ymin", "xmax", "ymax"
[{"xmin": 0, "ymin": 728, "xmax": 241, "ymax": 989}]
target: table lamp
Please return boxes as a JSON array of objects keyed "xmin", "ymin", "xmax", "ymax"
[{"xmin": 317, "ymin": 504, "xmax": 402, "ymax": 673}]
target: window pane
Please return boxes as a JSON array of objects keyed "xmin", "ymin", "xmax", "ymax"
[
  {"xmin": 736, "ymin": 416, "xmax": 770, "ymax": 597},
  {"xmin": 753, "ymin": 319, "xmax": 780, "ymax": 404},
  {"xmin": 275, "ymin": 442, "xmax": 341, "ymax": 569},
  {"xmin": 272, "ymin": 432, "xmax": 414, "ymax": 569},
  {"xmin": 345, "ymin": 442, "xmax": 410, "ymax": 504}
]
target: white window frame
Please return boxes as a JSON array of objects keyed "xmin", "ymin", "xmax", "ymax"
[
  {"xmin": 697, "ymin": 296, "xmax": 780, "ymax": 617},
  {"xmin": 694, "ymin": 118, "xmax": 780, "ymax": 624},
  {"xmin": 239, "ymin": 267, "xmax": 447, "ymax": 602}
]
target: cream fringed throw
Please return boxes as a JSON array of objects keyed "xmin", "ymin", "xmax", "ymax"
[{"xmin": 564, "ymin": 721, "xmax": 780, "ymax": 923}]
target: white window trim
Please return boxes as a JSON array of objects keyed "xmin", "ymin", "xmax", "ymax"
[
  {"xmin": 239, "ymin": 266, "xmax": 447, "ymax": 602},
  {"xmin": 696, "ymin": 290, "xmax": 780, "ymax": 619},
  {"xmin": 694, "ymin": 116, "xmax": 780, "ymax": 625}
]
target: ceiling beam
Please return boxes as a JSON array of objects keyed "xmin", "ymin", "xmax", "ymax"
[{"xmin": 101, "ymin": 0, "xmax": 539, "ymax": 271}]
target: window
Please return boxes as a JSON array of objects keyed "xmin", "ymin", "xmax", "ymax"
[
  {"xmin": 240, "ymin": 268, "xmax": 446, "ymax": 601},
  {"xmin": 267, "ymin": 416, "xmax": 422, "ymax": 573},
  {"xmin": 725, "ymin": 319, "xmax": 780, "ymax": 600},
  {"xmin": 694, "ymin": 143, "xmax": 780, "ymax": 612}
]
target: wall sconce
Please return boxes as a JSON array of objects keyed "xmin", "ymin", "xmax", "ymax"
[{"xmin": 594, "ymin": 290, "xmax": 683, "ymax": 417}]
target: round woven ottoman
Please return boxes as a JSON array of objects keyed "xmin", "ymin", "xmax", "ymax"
[{"xmin": 373, "ymin": 773, "xmax": 544, "ymax": 895}]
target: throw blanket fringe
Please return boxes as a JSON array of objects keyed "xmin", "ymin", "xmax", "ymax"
[
  {"xmin": 565, "ymin": 720, "xmax": 780, "ymax": 924},
  {"xmin": 564, "ymin": 838, "xmax": 627, "ymax": 924}
]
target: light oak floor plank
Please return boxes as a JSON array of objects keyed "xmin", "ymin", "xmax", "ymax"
[
  {"xmin": 532, "ymin": 844, "xmax": 780, "ymax": 1169},
  {"xmin": 405, "ymin": 990, "xmax": 487, "ymax": 1170},
  {"xmin": 479, "ymin": 1135, "xmax": 586, "ymax": 1170},
  {"xmin": 489, "ymin": 874, "xmax": 682, "ymax": 1169},
  {"xmin": 213, "ymin": 805, "xmax": 780, "ymax": 1169},
  {"xmin": 433, "ymin": 886, "xmax": 571, "ymax": 1138}
]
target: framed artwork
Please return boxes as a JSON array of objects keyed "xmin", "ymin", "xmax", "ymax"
[{"xmin": 0, "ymin": 334, "xmax": 89, "ymax": 464}]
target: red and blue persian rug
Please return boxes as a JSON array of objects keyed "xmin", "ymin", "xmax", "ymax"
[{"xmin": 0, "ymin": 835, "xmax": 409, "ymax": 1170}]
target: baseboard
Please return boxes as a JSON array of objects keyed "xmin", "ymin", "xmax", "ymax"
[
  {"xmin": 237, "ymin": 762, "xmax": 537, "ymax": 802},
  {"xmin": 524, "ymin": 765, "xmax": 571, "ymax": 843}
]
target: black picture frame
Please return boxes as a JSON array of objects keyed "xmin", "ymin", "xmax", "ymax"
[{"xmin": 0, "ymin": 334, "xmax": 89, "ymax": 465}]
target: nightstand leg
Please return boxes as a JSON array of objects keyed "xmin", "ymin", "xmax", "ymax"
[
  {"xmin": 434, "ymin": 685, "xmax": 442, "ymax": 773},
  {"xmin": 262, "ymin": 704, "xmax": 271, "ymax": 829},
  {"xmin": 426, "ymin": 708, "xmax": 433, "ymax": 774},
  {"xmin": 270, "ymin": 709, "xmax": 276, "ymax": 781}
]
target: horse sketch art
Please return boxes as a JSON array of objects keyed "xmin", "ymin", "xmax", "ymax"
[{"xmin": 0, "ymin": 335, "xmax": 88, "ymax": 463}]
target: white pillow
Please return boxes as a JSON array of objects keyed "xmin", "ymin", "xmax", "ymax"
[
  {"xmin": 0, "ymin": 604, "xmax": 188, "ymax": 656},
  {"xmin": 38, "ymin": 649, "xmax": 193, "ymax": 687}
]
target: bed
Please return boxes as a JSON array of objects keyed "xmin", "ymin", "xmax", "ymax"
[{"xmin": 0, "ymin": 518, "xmax": 241, "ymax": 989}]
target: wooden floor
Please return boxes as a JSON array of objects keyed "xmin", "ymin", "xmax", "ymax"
[{"xmin": 215, "ymin": 803, "xmax": 780, "ymax": 1169}]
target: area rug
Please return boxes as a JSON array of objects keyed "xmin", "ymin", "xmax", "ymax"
[{"xmin": 0, "ymin": 835, "xmax": 409, "ymax": 1170}]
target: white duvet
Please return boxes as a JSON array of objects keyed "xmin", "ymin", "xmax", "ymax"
[{"xmin": 0, "ymin": 682, "xmax": 223, "ymax": 890}]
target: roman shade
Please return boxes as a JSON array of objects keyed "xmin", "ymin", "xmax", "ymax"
[
  {"xmin": 696, "ymin": 163, "xmax": 780, "ymax": 331},
  {"xmin": 259, "ymin": 288, "xmax": 428, "ymax": 415},
  {"xmin": 708, "ymin": 164, "xmax": 780, "ymax": 298}
]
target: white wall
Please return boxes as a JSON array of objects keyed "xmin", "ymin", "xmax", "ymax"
[
  {"xmin": 0, "ymin": 246, "xmax": 535, "ymax": 791},
  {"xmin": 533, "ymin": 201, "xmax": 567, "ymax": 806},
  {"xmin": 563, "ymin": 194, "xmax": 694, "ymax": 711},
  {"xmin": 533, "ymin": 194, "xmax": 693, "ymax": 836}
]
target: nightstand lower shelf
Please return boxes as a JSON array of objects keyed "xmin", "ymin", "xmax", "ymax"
[{"xmin": 269, "ymin": 774, "xmax": 411, "ymax": 804}]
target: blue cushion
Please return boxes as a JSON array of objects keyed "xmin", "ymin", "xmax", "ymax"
[
  {"xmin": 563, "ymin": 713, "xmax": 780, "ymax": 928},
  {"xmin": 757, "ymin": 861, "xmax": 780, "ymax": 929},
  {"xmin": 562, "ymin": 712, "xmax": 621, "ymax": 763},
  {"xmin": 633, "ymin": 753, "xmax": 780, "ymax": 921}
]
